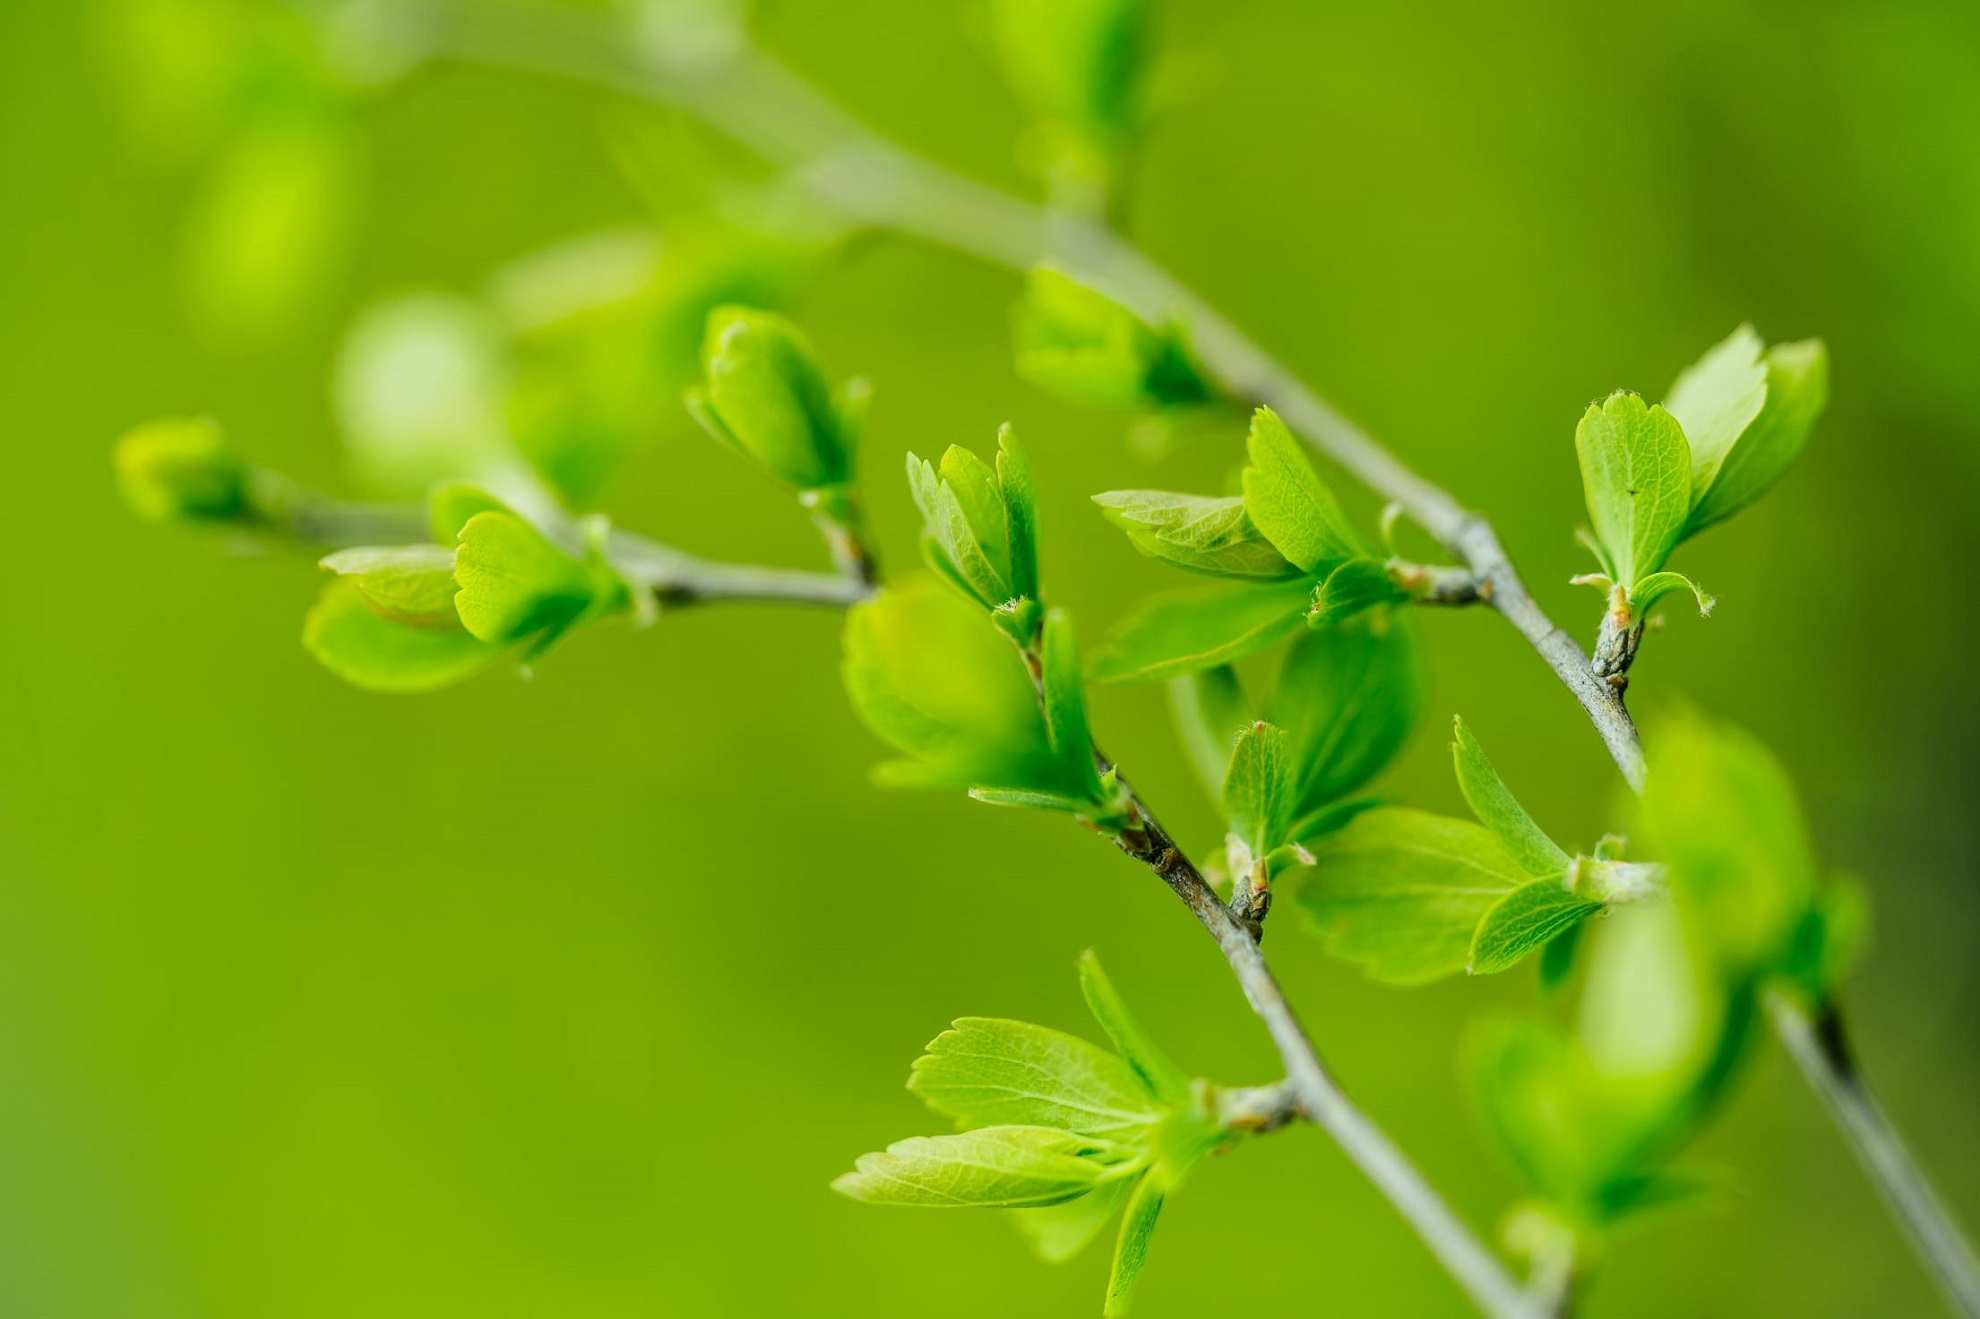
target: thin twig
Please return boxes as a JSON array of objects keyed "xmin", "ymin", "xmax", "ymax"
[
  {"xmin": 609, "ymin": 533, "xmax": 874, "ymax": 609},
  {"xmin": 1769, "ymin": 995, "xmax": 1980, "ymax": 1318}
]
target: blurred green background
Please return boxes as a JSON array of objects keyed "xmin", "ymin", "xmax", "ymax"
[{"xmin": 4, "ymin": 0, "xmax": 1979, "ymax": 1314}]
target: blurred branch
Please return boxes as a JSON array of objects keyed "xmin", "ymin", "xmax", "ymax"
[{"xmin": 1770, "ymin": 995, "xmax": 1980, "ymax": 1318}]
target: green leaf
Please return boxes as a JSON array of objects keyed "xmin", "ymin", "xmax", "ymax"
[
  {"xmin": 1104, "ymin": 1172, "xmax": 1164, "ymax": 1317},
  {"xmin": 1466, "ymin": 1019, "xmax": 1619, "ymax": 1218},
  {"xmin": 1012, "ymin": 267, "xmax": 1206, "ymax": 411},
  {"xmin": 319, "ymin": 545, "xmax": 459, "ymax": 624},
  {"xmin": 1636, "ymin": 712, "xmax": 1819, "ymax": 977},
  {"xmin": 1469, "ymin": 878, "xmax": 1603, "ymax": 976},
  {"xmin": 1663, "ymin": 324, "xmax": 1768, "ymax": 505},
  {"xmin": 687, "ymin": 305, "xmax": 850, "ymax": 491},
  {"xmin": 302, "ymin": 579, "xmax": 504, "ymax": 694},
  {"xmin": 428, "ymin": 483, "xmax": 513, "ymax": 544},
  {"xmin": 1539, "ymin": 922, "xmax": 1585, "ymax": 991},
  {"xmin": 114, "ymin": 417, "xmax": 249, "ymax": 522},
  {"xmin": 1685, "ymin": 338, "xmax": 1828, "ymax": 536},
  {"xmin": 452, "ymin": 510, "xmax": 618, "ymax": 649},
  {"xmin": 1166, "ymin": 667, "xmax": 1251, "ymax": 804},
  {"xmin": 990, "ymin": 0, "xmax": 1147, "ymax": 144},
  {"xmin": 909, "ymin": 1018, "xmax": 1162, "ymax": 1138},
  {"xmin": 1008, "ymin": 1177, "xmax": 1133, "ymax": 1262},
  {"xmin": 1223, "ymin": 722, "xmax": 1295, "ymax": 861},
  {"xmin": 843, "ymin": 578, "xmax": 1082, "ymax": 800},
  {"xmin": 1271, "ymin": 615, "xmax": 1419, "ymax": 816},
  {"xmin": 997, "ymin": 426, "xmax": 1042, "ymax": 602},
  {"xmin": 1088, "ymin": 579, "xmax": 1311, "ymax": 684},
  {"xmin": 1574, "ymin": 393, "xmax": 1691, "ymax": 588},
  {"xmin": 1092, "ymin": 490, "xmax": 1301, "ymax": 580},
  {"xmin": 1629, "ymin": 571, "xmax": 1714, "ymax": 616},
  {"xmin": 1451, "ymin": 717, "xmax": 1571, "ymax": 878},
  {"xmin": 1077, "ymin": 951, "xmax": 1191, "ymax": 1107},
  {"xmin": 1241, "ymin": 407, "xmax": 1362, "ymax": 575},
  {"xmin": 831, "ymin": 1126, "xmax": 1134, "ymax": 1209},
  {"xmin": 1297, "ymin": 808, "xmax": 1529, "ymax": 984},
  {"xmin": 1041, "ymin": 609, "xmax": 1110, "ymax": 807},
  {"xmin": 1307, "ymin": 556, "xmax": 1408, "ymax": 626}
]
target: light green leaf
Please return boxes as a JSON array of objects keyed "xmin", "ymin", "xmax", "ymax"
[
  {"xmin": 1078, "ymin": 951, "xmax": 1191, "ymax": 1107},
  {"xmin": 1241, "ymin": 407, "xmax": 1362, "ymax": 575},
  {"xmin": 1685, "ymin": 338, "xmax": 1828, "ymax": 535},
  {"xmin": 1297, "ymin": 808, "xmax": 1529, "ymax": 984},
  {"xmin": 1664, "ymin": 324, "xmax": 1768, "ymax": 503},
  {"xmin": 990, "ymin": 0, "xmax": 1147, "ymax": 143},
  {"xmin": 452, "ymin": 511, "xmax": 610, "ymax": 648},
  {"xmin": 831, "ymin": 1126, "xmax": 1133, "ymax": 1209},
  {"xmin": 1224, "ymin": 722, "xmax": 1295, "ymax": 861},
  {"xmin": 1466, "ymin": 1019, "xmax": 1619, "ymax": 1218},
  {"xmin": 1630, "ymin": 571, "xmax": 1714, "ymax": 617},
  {"xmin": 1092, "ymin": 490, "xmax": 1301, "ymax": 580},
  {"xmin": 968, "ymin": 786, "xmax": 1100, "ymax": 813},
  {"xmin": 1012, "ymin": 268, "xmax": 1205, "ymax": 411},
  {"xmin": 688, "ymin": 305, "xmax": 849, "ymax": 491},
  {"xmin": 1451, "ymin": 717, "xmax": 1571, "ymax": 878},
  {"xmin": 1042, "ymin": 609, "xmax": 1109, "ymax": 806},
  {"xmin": 997, "ymin": 426, "xmax": 1042, "ymax": 602},
  {"xmin": 1574, "ymin": 393, "xmax": 1691, "ymax": 587},
  {"xmin": 1167, "ymin": 667, "xmax": 1251, "ymax": 804},
  {"xmin": 429, "ymin": 484, "xmax": 513, "ymax": 544},
  {"xmin": 909, "ymin": 1018, "xmax": 1161, "ymax": 1138},
  {"xmin": 114, "ymin": 417, "xmax": 249, "ymax": 523},
  {"xmin": 1469, "ymin": 878, "xmax": 1602, "ymax": 976},
  {"xmin": 1009, "ymin": 1176, "xmax": 1132, "ymax": 1262},
  {"xmin": 302, "ymin": 579, "xmax": 504, "ymax": 694},
  {"xmin": 1307, "ymin": 556, "xmax": 1408, "ymax": 626},
  {"xmin": 1088, "ymin": 579, "xmax": 1311, "ymax": 684},
  {"xmin": 1271, "ymin": 615, "xmax": 1418, "ymax": 815},
  {"xmin": 319, "ymin": 545, "xmax": 458, "ymax": 624},
  {"xmin": 1104, "ymin": 1172, "xmax": 1164, "ymax": 1317}
]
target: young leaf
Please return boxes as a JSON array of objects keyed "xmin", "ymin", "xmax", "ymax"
[
  {"xmin": 452, "ymin": 510, "xmax": 617, "ymax": 649},
  {"xmin": 1167, "ymin": 667, "xmax": 1251, "ymax": 804},
  {"xmin": 319, "ymin": 545, "xmax": 458, "ymax": 624},
  {"xmin": 1684, "ymin": 338, "xmax": 1828, "ymax": 536},
  {"xmin": 1629, "ymin": 571, "xmax": 1714, "ymax": 616},
  {"xmin": 831, "ymin": 1126, "xmax": 1133, "ymax": 1209},
  {"xmin": 687, "ymin": 305, "xmax": 851, "ymax": 492},
  {"xmin": 1308, "ymin": 556, "xmax": 1408, "ymax": 626},
  {"xmin": 909, "ymin": 429, "xmax": 1044, "ymax": 638},
  {"xmin": 114, "ymin": 417, "xmax": 249, "ymax": 523},
  {"xmin": 1450, "ymin": 717, "xmax": 1571, "ymax": 878},
  {"xmin": 1088, "ymin": 579, "xmax": 1311, "ymax": 684},
  {"xmin": 1663, "ymin": 324, "xmax": 1768, "ymax": 501},
  {"xmin": 997, "ymin": 426, "xmax": 1042, "ymax": 603},
  {"xmin": 1012, "ymin": 267, "xmax": 1206, "ymax": 411},
  {"xmin": 429, "ymin": 483, "xmax": 514, "ymax": 543},
  {"xmin": 1224, "ymin": 722, "xmax": 1295, "ymax": 862},
  {"xmin": 1468, "ymin": 879, "xmax": 1603, "ymax": 976},
  {"xmin": 302, "ymin": 579, "xmax": 504, "ymax": 694},
  {"xmin": 1574, "ymin": 393, "xmax": 1691, "ymax": 588},
  {"xmin": 1271, "ymin": 616, "xmax": 1418, "ymax": 816},
  {"xmin": 910, "ymin": 1018, "xmax": 1162, "ymax": 1138},
  {"xmin": 1104, "ymin": 1172, "xmax": 1165, "ymax": 1317},
  {"xmin": 1092, "ymin": 490, "xmax": 1301, "ymax": 580},
  {"xmin": 1041, "ymin": 609, "xmax": 1110, "ymax": 807},
  {"xmin": 1077, "ymin": 951, "xmax": 1191, "ymax": 1106},
  {"xmin": 1466, "ymin": 1019, "xmax": 1620, "ymax": 1218},
  {"xmin": 1297, "ymin": 808, "xmax": 1529, "ymax": 984},
  {"xmin": 990, "ymin": 0, "xmax": 1147, "ymax": 150},
  {"xmin": 1241, "ymin": 407, "xmax": 1362, "ymax": 575}
]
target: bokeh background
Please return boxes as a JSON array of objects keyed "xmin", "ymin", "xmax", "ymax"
[{"xmin": 4, "ymin": 0, "xmax": 1979, "ymax": 1315}]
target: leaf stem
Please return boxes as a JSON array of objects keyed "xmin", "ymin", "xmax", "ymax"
[{"xmin": 1769, "ymin": 994, "xmax": 1980, "ymax": 1318}]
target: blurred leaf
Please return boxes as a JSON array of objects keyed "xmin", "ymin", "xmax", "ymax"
[
  {"xmin": 1574, "ymin": 393, "xmax": 1691, "ymax": 589},
  {"xmin": 831, "ymin": 1126, "xmax": 1135, "ymax": 1209},
  {"xmin": 1089, "ymin": 579, "xmax": 1310, "ymax": 683},
  {"xmin": 428, "ymin": 483, "xmax": 513, "ymax": 544},
  {"xmin": 1166, "ymin": 667, "xmax": 1250, "ymax": 803},
  {"xmin": 1469, "ymin": 879, "xmax": 1602, "ymax": 976},
  {"xmin": 1078, "ymin": 951, "xmax": 1191, "ymax": 1107},
  {"xmin": 1241, "ymin": 407, "xmax": 1362, "ymax": 575},
  {"xmin": 302, "ymin": 579, "xmax": 503, "ymax": 694},
  {"xmin": 1467, "ymin": 1019, "xmax": 1621, "ymax": 1220},
  {"xmin": 1298, "ymin": 808, "xmax": 1528, "ymax": 984},
  {"xmin": 319, "ymin": 544, "xmax": 457, "ymax": 624},
  {"xmin": 1271, "ymin": 616, "xmax": 1418, "ymax": 815},
  {"xmin": 1012, "ymin": 267, "xmax": 1206, "ymax": 411},
  {"xmin": 1092, "ymin": 490, "xmax": 1300, "ymax": 580},
  {"xmin": 1451, "ymin": 717, "xmax": 1571, "ymax": 878},
  {"xmin": 1685, "ymin": 339, "xmax": 1829, "ymax": 536},
  {"xmin": 114, "ymin": 417, "xmax": 248, "ymax": 522},
  {"xmin": 1104, "ymin": 1172, "xmax": 1164, "ymax": 1317},
  {"xmin": 1009, "ymin": 1177, "xmax": 1133, "ymax": 1262},
  {"xmin": 687, "ymin": 306, "xmax": 851, "ymax": 491},
  {"xmin": 989, "ymin": 0, "xmax": 1147, "ymax": 144},
  {"xmin": 910, "ymin": 1018, "xmax": 1161, "ymax": 1138},
  {"xmin": 1223, "ymin": 722, "xmax": 1295, "ymax": 862}
]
